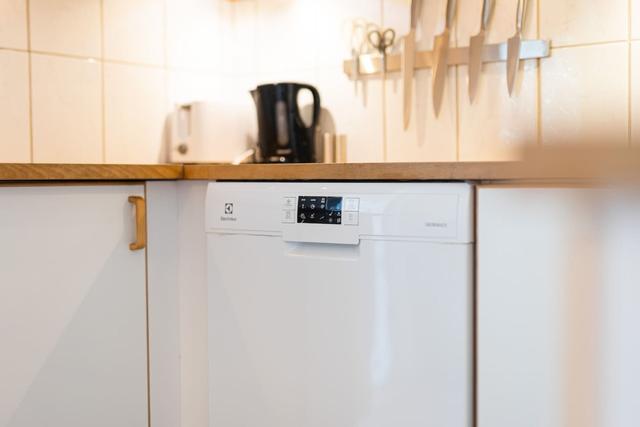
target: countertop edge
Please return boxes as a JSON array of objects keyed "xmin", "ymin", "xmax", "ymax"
[
  {"xmin": 182, "ymin": 162, "xmax": 640, "ymax": 182},
  {"xmin": 3, "ymin": 147, "xmax": 640, "ymax": 182},
  {"xmin": 0, "ymin": 164, "xmax": 184, "ymax": 181},
  {"xmin": 182, "ymin": 162, "xmax": 524, "ymax": 181}
]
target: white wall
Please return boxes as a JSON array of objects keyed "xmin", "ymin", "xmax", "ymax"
[{"xmin": 0, "ymin": 0, "xmax": 639, "ymax": 163}]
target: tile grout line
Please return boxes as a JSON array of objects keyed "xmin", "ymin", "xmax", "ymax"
[
  {"xmin": 536, "ymin": 0, "xmax": 542, "ymax": 147},
  {"xmin": 163, "ymin": 0, "xmax": 169, "ymax": 70},
  {"xmin": 455, "ymin": 64, "xmax": 460, "ymax": 161},
  {"xmin": 5, "ymin": 38, "xmax": 633, "ymax": 67},
  {"xmin": 25, "ymin": 0, "xmax": 34, "ymax": 163},
  {"xmin": 454, "ymin": 15, "xmax": 460, "ymax": 162},
  {"xmin": 382, "ymin": 77, "xmax": 388, "ymax": 162},
  {"xmin": 550, "ymin": 39, "xmax": 629, "ymax": 50},
  {"xmin": 628, "ymin": 0, "xmax": 633, "ymax": 147},
  {"xmin": 162, "ymin": 0, "xmax": 169, "ymax": 131},
  {"xmin": 381, "ymin": 0, "xmax": 388, "ymax": 162},
  {"xmin": 101, "ymin": 56, "xmax": 165, "ymax": 69},
  {"xmin": 1, "ymin": 33, "xmax": 637, "ymax": 56},
  {"xmin": 14, "ymin": 47, "xmax": 166, "ymax": 69},
  {"xmin": 100, "ymin": 0, "xmax": 106, "ymax": 164}
]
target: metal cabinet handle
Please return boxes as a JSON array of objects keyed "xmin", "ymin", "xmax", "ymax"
[{"xmin": 128, "ymin": 196, "xmax": 147, "ymax": 251}]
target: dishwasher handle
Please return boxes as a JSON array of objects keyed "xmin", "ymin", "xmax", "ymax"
[
  {"xmin": 285, "ymin": 241, "xmax": 361, "ymax": 260},
  {"xmin": 282, "ymin": 227, "xmax": 360, "ymax": 246}
]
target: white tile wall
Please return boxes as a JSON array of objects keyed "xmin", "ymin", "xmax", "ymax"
[
  {"xmin": 104, "ymin": 63, "xmax": 167, "ymax": 164},
  {"xmin": 0, "ymin": 0, "xmax": 27, "ymax": 49},
  {"xmin": 255, "ymin": 0, "xmax": 317, "ymax": 76},
  {"xmin": 103, "ymin": 0, "xmax": 165, "ymax": 65},
  {"xmin": 2, "ymin": 0, "xmax": 640, "ymax": 164},
  {"xmin": 218, "ymin": 0, "xmax": 258, "ymax": 76},
  {"xmin": 458, "ymin": 62, "xmax": 538, "ymax": 161},
  {"xmin": 385, "ymin": 68, "xmax": 457, "ymax": 162},
  {"xmin": 317, "ymin": 69, "xmax": 385, "ymax": 163},
  {"xmin": 383, "ymin": 0, "xmax": 458, "ymax": 162},
  {"xmin": 0, "ymin": 50, "xmax": 30, "ymax": 162},
  {"xmin": 541, "ymin": 43, "xmax": 629, "ymax": 146},
  {"xmin": 29, "ymin": 0, "xmax": 101, "ymax": 57},
  {"xmin": 31, "ymin": 54, "xmax": 102, "ymax": 163},
  {"xmin": 540, "ymin": 0, "xmax": 628, "ymax": 46},
  {"xmin": 216, "ymin": 0, "xmax": 386, "ymax": 163},
  {"xmin": 314, "ymin": 0, "xmax": 382, "ymax": 68},
  {"xmin": 167, "ymin": 70, "xmax": 221, "ymax": 107},
  {"xmin": 166, "ymin": 0, "xmax": 221, "ymax": 70},
  {"xmin": 458, "ymin": 0, "xmax": 538, "ymax": 161},
  {"xmin": 457, "ymin": 0, "xmax": 538, "ymax": 44},
  {"xmin": 457, "ymin": 0, "xmax": 539, "ymax": 161}
]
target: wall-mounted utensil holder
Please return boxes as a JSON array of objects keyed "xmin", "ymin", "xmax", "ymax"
[{"xmin": 342, "ymin": 39, "xmax": 550, "ymax": 77}]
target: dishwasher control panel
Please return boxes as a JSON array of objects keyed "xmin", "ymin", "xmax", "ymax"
[
  {"xmin": 281, "ymin": 195, "xmax": 360, "ymax": 226},
  {"xmin": 207, "ymin": 182, "xmax": 473, "ymax": 245},
  {"xmin": 297, "ymin": 196, "xmax": 342, "ymax": 224}
]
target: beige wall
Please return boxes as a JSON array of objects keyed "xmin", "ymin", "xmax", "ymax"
[{"xmin": 0, "ymin": 0, "xmax": 639, "ymax": 164}]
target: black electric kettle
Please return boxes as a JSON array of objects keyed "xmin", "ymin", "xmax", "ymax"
[{"xmin": 250, "ymin": 83, "xmax": 321, "ymax": 163}]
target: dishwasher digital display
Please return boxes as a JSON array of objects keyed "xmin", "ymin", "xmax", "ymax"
[{"xmin": 297, "ymin": 196, "xmax": 342, "ymax": 224}]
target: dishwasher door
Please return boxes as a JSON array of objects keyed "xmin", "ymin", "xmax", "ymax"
[{"xmin": 207, "ymin": 233, "xmax": 472, "ymax": 427}]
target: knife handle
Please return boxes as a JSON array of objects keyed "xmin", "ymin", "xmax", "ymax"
[
  {"xmin": 445, "ymin": 0, "xmax": 457, "ymax": 29},
  {"xmin": 480, "ymin": 0, "xmax": 494, "ymax": 31},
  {"xmin": 515, "ymin": 0, "xmax": 528, "ymax": 32}
]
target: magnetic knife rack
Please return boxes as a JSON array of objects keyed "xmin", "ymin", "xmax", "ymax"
[{"xmin": 342, "ymin": 39, "xmax": 550, "ymax": 77}]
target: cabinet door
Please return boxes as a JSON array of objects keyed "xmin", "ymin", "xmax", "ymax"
[
  {"xmin": 0, "ymin": 185, "xmax": 148, "ymax": 427},
  {"xmin": 477, "ymin": 187, "xmax": 640, "ymax": 427}
]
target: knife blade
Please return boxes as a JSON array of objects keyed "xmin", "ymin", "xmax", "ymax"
[
  {"xmin": 403, "ymin": 0, "xmax": 421, "ymax": 129},
  {"xmin": 432, "ymin": 0, "xmax": 457, "ymax": 117},
  {"xmin": 507, "ymin": 0, "xmax": 528, "ymax": 96},
  {"xmin": 468, "ymin": 0, "xmax": 494, "ymax": 103},
  {"xmin": 403, "ymin": 31, "xmax": 416, "ymax": 129}
]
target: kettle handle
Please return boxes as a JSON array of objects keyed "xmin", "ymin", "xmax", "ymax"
[{"xmin": 295, "ymin": 84, "xmax": 321, "ymax": 130}]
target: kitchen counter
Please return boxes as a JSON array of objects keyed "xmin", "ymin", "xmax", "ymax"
[
  {"xmin": 184, "ymin": 147, "xmax": 640, "ymax": 182},
  {"xmin": 0, "ymin": 162, "xmax": 565, "ymax": 182},
  {"xmin": 3, "ymin": 147, "xmax": 639, "ymax": 182},
  {"xmin": 0, "ymin": 163, "xmax": 183, "ymax": 181},
  {"xmin": 183, "ymin": 162, "xmax": 515, "ymax": 181}
]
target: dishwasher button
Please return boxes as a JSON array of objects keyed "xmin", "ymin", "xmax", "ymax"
[
  {"xmin": 344, "ymin": 198, "xmax": 360, "ymax": 211},
  {"xmin": 343, "ymin": 211, "xmax": 359, "ymax": 225},
  {"xmin": 282, "ymin": 209, "xmax": 295, "ymax": 223},
  {"xmin": 283, "ymin": 197, "xmax": 296, "ymax": 208}
]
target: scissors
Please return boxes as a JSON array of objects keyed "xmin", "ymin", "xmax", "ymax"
[
  {"xmin": 349, "ymin": 19, "xmax": 380, "ymax": 87},
  {"xmin": 367, "ymin": 28, "xmax": 396, "ymax": 74}
]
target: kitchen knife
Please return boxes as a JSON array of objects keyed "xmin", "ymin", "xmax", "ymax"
[
  {"xmin": 507, "ymin": 0, "xmax": 528, "ymax": 96},
  {"xmin": 468, "ymin": 0, "xmax": 494, "ymax": 103},
  {"xmin": 432, "ymin": 0, "xmax": 457, "ymax": 117},
  {"xmin": 403, "ymin": 0, "xmax": 422, "ymax": 129}
]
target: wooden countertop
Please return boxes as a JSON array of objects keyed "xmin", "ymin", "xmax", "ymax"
[
  {"xmin": 0, "ymin": 163, "xmax": 183, "ymax": 181},
  {"xmin": 183, "ymin": 162, "xmax": 525, "ymax": 181},
  {"xmin": 2, "ymin": 147, "xmax": 640, "ymax": 182},
  {"xmin": 184, "ymin": 148, "xmax": 640, "ymax": 182}
]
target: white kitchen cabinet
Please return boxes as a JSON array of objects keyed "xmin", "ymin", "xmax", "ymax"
[
  {"xmin": 477, "ymin": 187, "xmax": 640, "ymax": 427},
  {"xmin": 0, "ymin": 185, "xmax": 148, "ymax": 427}
]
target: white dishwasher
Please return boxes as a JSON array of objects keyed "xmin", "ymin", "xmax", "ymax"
[{"xmin": 205, "ymin": 182, "xmax": 474, "ymax": 427}]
